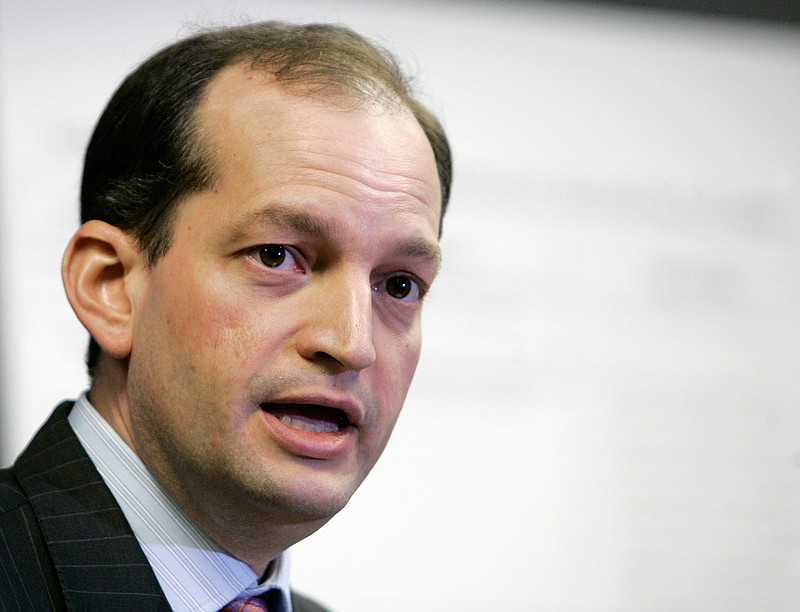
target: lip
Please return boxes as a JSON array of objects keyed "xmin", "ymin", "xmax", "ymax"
[
  {"xmin": 258, "ymin": 393, "xmax": 364, "ymax": 460},
  {"xmin": 263, "ymin": 393, "xmax": 364, "ymax": 429}
]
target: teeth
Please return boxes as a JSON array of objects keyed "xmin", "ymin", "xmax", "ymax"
[{"xmin": 279, "ymin": 415, "xmax": 338, "ymax": 434}]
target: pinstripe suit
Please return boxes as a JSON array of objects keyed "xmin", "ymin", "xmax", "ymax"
[{"xmin": 0, "ymin": 402, "xmax": 328, "ymax": 612}]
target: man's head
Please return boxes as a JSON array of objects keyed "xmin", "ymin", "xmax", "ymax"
[
  {"xmin": 62, "ymin": 21, "xmax": 450, "ymax": 571},
  {"xmin": 79, "ymin": 21, "xmax": 451, "ymax": 375}
]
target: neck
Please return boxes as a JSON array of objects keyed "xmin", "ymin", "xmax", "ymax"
[
  {"xmin": 158, "ymin": 477, "xmax": 331, "ymax": 575},
  {"xmin": 88, "ymin": 355, "xmax": 332, "ymax": 575}
]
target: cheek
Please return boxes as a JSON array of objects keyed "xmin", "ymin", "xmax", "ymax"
[
  {"xmin": 361, "ymin": 340, "xmax": 420, "ymax": 465},
  {"xmin": 132, "ymin": 287, "xmax": 249, "ymax": 432},
  {"xmin": 374, "ymin": 327, "xmax": 422, "ymax": 411},
  {"xmin": 163, "ymin": 279, "xmax": 253, "ymax": 364}
]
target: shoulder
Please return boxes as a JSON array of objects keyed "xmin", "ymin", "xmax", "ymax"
[
  {"xmin": 0, "ymin": 466, "xmax": 28, "ymax": 514},
  {"xmin": 0, "ymin": 467, "xmax": 66, "ymax": 609},
  {"xmin": 0, "ymin": 403, "xmax": 77, "ymax": 608},
  {"xmin": 291, "ymin": 591, "xmax": 333, "ymax": 612},
  {"xmin": 0, "ymin": 401, "xmax": 75, "ymax": 515}
]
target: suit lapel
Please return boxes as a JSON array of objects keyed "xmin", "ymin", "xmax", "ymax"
[{"xmin": 14, "ymin": 402, "xmax": 171, "ymax": 611}]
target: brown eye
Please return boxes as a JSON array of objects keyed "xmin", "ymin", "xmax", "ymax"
[
  {"xmin": 386, "ymin": 275, "xmax": 420, "ymax": 301},
  {"xmin": 259, "ymin": 245, "xmax": 287, "ymax": 268}
]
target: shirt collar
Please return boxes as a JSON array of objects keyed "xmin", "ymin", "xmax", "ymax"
[{"xmin": 68, "ymin": 392, "xmax": 293, "ymax": 612}]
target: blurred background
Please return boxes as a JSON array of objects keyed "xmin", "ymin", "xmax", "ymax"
[{"xmin": 1, "ymin": 1, "xmax": 799, "ymax": 610}]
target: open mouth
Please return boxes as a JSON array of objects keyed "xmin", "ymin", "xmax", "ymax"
[{"xmin": 260, "ymin": 403, "xmax": 351, "ymax": 434}]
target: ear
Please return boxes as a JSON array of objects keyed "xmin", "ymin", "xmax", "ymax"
[{"xmin": 62, "ymin": 220, "xmax": 145, "ymax": 361}]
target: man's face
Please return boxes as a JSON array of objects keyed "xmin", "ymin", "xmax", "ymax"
[{"xmin": 121, "ymin": 65, "xmax": 442, "ymax": 527}]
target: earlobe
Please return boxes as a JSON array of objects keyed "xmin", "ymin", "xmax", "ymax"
[{"xmin": 62, "ymin": 220, "xmax": 144, "ymax": 361}]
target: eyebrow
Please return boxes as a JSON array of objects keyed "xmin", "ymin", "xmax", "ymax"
[{"xmin": 233, "ymin": 205, "xmax": 442, "ymax": 271}]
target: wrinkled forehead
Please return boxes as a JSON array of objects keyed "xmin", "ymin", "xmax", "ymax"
[{"xmin": 195, "ymin": 63, "xmax": 440, "ymax": 205}]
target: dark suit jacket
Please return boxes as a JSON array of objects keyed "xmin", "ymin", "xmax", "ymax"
[{"xmin": 0, "ymin": 402, "xmax": 329, "ymax": 612}]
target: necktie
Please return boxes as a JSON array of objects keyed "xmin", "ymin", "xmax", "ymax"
[{"xmin": 220, "ymin": 595, "xmax": 270, "ymax": 611}]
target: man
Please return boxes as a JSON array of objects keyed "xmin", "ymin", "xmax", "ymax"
[{"xmin": 0, "ymin": 21, "xmax": 451, "ymax": 611}]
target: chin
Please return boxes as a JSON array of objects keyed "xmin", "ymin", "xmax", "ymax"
[
  {"xmin": 264, "ymin": 488, "xmax": 356, "ymax": 525},
  {"xmin": 243, "ymin": 466, "xmax": 365, "ymax": 523}
]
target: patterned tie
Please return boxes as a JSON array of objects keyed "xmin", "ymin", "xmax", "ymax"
[{"xmin": 220, "ymin": 595, "xmax": 270, "ymax": 611}]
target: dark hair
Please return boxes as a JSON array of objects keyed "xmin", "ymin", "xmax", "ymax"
[{"xmin": 81, "ymin": 21, "xmax": 452, "ymax": 375}]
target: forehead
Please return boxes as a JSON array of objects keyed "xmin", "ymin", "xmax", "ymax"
[{"xmin": 194, "ymin": 63, "xmax": 441, "ymax": 215}]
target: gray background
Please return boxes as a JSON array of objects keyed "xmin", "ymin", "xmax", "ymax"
[{"xmin": 1, "ymin": 1, "xmax": 799, "ymax": 610}]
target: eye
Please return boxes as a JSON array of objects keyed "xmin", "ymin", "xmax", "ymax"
[
  {"xmin": 257, "ymin": 244, "xmax": 299, "ymax": 271},
  {"xmin": 384, "ymin": 274, "xmax": 421, "ymax": 302}
]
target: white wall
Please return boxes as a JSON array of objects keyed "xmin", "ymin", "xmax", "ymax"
[{"xmin": 1, "ymin": 1, "xmax": 799, "ymax": 610}]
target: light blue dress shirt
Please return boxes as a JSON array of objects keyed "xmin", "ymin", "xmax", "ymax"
[{"xmin": 68, "ymin": 392, "xmax": 292, "ymax": 612}]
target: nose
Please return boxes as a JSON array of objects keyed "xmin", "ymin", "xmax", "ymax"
[{"xmin": 296, "ymin": 269, "xmax": 377, "ymax": 373}]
